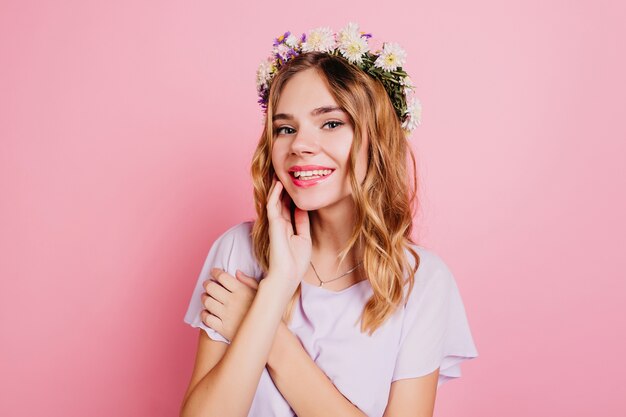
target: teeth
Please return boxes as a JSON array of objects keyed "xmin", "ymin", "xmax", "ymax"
[{"xmin": 293, "ymin": 169, "xmax": 332, "ymax": 178}]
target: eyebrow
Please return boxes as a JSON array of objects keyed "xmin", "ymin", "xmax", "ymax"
[{"xmin": 272, "ymin": 106, "xmax": 345, "ymax": 122}]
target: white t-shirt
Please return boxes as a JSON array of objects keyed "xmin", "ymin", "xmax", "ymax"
[{"xmin": 184, "ymin": 221, "xmax": 479, "ymax": 417}]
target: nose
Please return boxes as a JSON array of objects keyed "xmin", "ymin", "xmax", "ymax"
[{"xmin": 289, "ymin": 124, "xmax": 320, "ymax": 156}]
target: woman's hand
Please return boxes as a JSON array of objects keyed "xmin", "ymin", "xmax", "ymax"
[
  {"xmin": 266, "ymin": 178, "xmax": 312, "ymax": 290},
  {"xmin": 200, "ymin": 268, "xmax": 259, "ymax": 342}
]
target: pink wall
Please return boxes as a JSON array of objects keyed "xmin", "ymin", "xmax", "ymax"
[{"xmin": 1, "ymin": 0, "xmax": 625, "ymax": 416}]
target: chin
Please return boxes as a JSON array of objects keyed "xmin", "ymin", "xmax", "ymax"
[
  {"xmin": 289, "ymin": 196, "xmax": 324, "ymax": 212},
  {"xmin": 290, "ymin": 192, "xmax": 351, "ymax": 212}
]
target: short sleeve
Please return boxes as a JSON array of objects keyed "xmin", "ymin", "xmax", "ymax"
[
  {"xmin": 391, "ymin": 251, "xmax": 479, "ymax": 387},
  {"xmin": 183, "ymin": 221, "xmax": 261, "ymax": 344}
]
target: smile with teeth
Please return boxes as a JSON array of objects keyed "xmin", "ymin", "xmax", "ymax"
[{"xmin": 291, "ymin": 169, "xmax": 333, "ymax": 180}]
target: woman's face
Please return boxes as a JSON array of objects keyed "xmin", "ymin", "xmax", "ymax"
[{"xmin": 271, "ymin": 68, "xmax": 369, "ymax": 212}]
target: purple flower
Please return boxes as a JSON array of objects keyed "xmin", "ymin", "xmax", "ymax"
[{"xmin": 273, "ymin": 31, "xmax": 291, "ymax": 46}]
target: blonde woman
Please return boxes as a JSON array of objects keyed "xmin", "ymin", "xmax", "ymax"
[{"xmin": 181, "ymin": 24, "xmax": 478, "ymax": 417}]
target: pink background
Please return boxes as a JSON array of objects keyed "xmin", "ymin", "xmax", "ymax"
[{"xmin": 1, "ymin": 0, "xmax": 625, "ymax": 416}]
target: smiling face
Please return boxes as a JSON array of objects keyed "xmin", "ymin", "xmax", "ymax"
[{"xmin": 270, "ymin": 68, "xmax": 369, "ymax": 212}]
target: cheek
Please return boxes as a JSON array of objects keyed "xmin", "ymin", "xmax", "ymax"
[
  {"xmin": 270, "ymin": 143, "xmax": 280, "ymax": 168},
  {"xmin": 271, "ymin": 143, "xmax": 288, "ymax": 176}
]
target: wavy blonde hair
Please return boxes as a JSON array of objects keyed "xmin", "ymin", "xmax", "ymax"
[{"xmin": 251, "ymin": 52, "xmax": 421, "ymax": 335}]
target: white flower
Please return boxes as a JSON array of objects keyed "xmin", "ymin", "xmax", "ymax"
[
  {"xmin": 256, "ymin": 59, "xmax": 274, "ymax": 90},
  {"xmin": 302, "ymin": 27, "xmax": 336, "ymax": 53},
  {"xmin": 339, "ymin": 36, "xmax": 369, "ymax": 64},
  {"xmin": 374, "ymin": 42, "xmax": 407, "ymax": 71},
  {"xmin": 401, "ymin": 98, "xmax": 422, "ymax": 131},
  {"xmin": 401, "ymin": 76, "xmax": 414, "ymax": 96},
  {"xmin": 338, "ymin": 22, "xmax": 360, "ymax": 45},
  {"xmin": 285, "ymin": 33, "xmax": 299, "ymax": 48},
  {"xmin": 337, "ymin": 22, "xmax": 369, "ymax": 64}
]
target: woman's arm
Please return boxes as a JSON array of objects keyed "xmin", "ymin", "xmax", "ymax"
[
  {"xmin": 180, "ymin": 276, "xmax": 294, "ymax": 417},
  {"xmin": 182, "ymin": 178, "xmax": 313, "ymax": 416},
  {"xmin": 382, "ymin": 369, "xmax": 439, "ymax": 417},
  {"xmin": 267, "ymin": 322, "xmax": 439, "ymax": 417},
  {"xmin": 266, "ymin": 321, "xmax": 367, "ymax": 417}
]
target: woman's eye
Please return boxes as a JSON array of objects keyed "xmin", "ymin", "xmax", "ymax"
[
  {"xmin": 323, "ymin": 121, "xmax": 344, "ymax": 130},
  {"xmin": 275, "ymin": 126, "xmax": 296, "ymax": 135}
]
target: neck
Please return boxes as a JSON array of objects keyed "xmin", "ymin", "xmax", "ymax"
[{"xmin": 309, "ymin": 196, "xmax": 362, "ymax": 263}]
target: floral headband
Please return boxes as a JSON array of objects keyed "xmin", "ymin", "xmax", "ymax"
[{"xmin": 256, "ymin": 23, "xmax": 422, "ymax": 133}]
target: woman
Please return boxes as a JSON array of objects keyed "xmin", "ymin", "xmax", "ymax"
[{"xmin": 180, "ymin": 24, "xmax": 478, "ymax": 417}]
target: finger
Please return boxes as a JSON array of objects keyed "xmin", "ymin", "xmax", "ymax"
[
  {"xmin": 211, "ymin": 268, "xmax": 240, "ymax": 292},
  {"xmin": 201, "ymin": 292, "xmax": 225, "ymax": 317},
  {"xmin": 235, "ymin": 270, "xmax": 259, "ymax": 289},
  {"xmin": 204, "ymin": 279, "xmax": 231, "ymax": 304},
  {"xmin": 268, "ymin": 179, "xmax": 282, "ymax": 211},
  {"xmin": 200, "ymin": 309, "xmax": 222, "ymax": 330},
  {"xmin": 266, "ymin": 177, "xmax": 277, "ymax": 210},
  {"xmin": 293, "ymin": 206, "xmax": 311, "ymax": 239},
  {"xmin": 280, "ymin": 189, "xmax": 292, "ymax": 224},
  {"xmin": 266, "ymin": 180, "xmax": 284, "ymax": 220}
]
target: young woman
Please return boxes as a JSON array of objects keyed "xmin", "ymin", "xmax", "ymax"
[{"xmin": 180, "ymin": 24, "xmax": 478, "ymax": 417}]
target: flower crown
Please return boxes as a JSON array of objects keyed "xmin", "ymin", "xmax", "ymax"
[{"xmin": 256, "ymin": 23, "xmax": 422, "ymax": 133}]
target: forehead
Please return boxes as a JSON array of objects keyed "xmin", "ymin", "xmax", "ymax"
[{"xmin": 274, "ymin": 68, "xmax": 338, "ymax": 115}]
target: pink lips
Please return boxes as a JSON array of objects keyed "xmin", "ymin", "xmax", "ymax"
[
  {"xmin": 288, "ymin": 165, "xmax": 335, "ymax": 188},
  {"xmin": 289, "ymin": 165, "xmax": 334, "ymax": 172}
]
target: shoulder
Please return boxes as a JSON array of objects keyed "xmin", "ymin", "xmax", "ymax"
[
  {"xmin": 411, "ymin": 245, "xmax": 455, "ymax": 278},
  {"xmin": 205, "ymin": 220, "xmax": 260, "ymax": 277},
  {"xmin": 210, "ymin": 220, "xmax": 255, "ymax": 251},
  {"xmin": 401, "ymin": 243, "xmax": 458, "ymax": 305},
  {"xmin": 392, "ymin": 244, "xmax": 479, "ymax": 386}
]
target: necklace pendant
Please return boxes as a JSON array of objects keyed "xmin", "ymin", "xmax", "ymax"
[{"xmin": 318, "ymin": 281, "xmax": 324, "ymax": 287}]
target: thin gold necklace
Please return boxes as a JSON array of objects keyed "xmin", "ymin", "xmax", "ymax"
[{"xmin": 309, "ymin": 260, "xmax": 363, "ymax": 287}]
